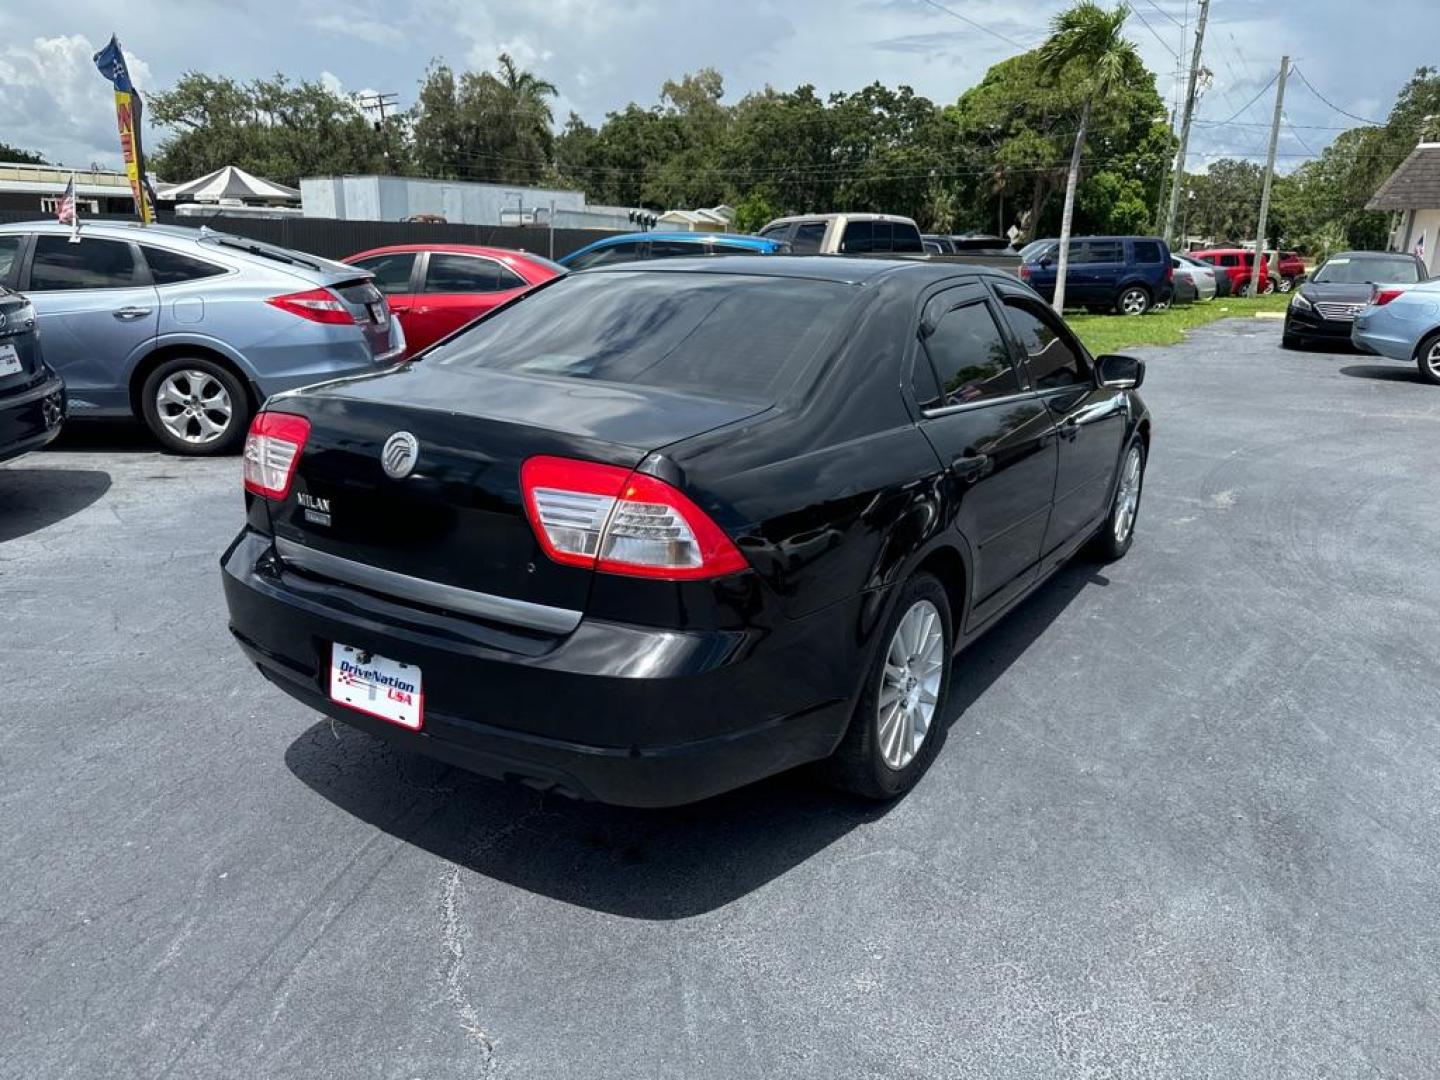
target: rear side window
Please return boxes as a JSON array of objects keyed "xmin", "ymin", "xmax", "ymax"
[
  {"xmin": 0, "ymin": 236, "xmax": 21, "ymax": 287},
  {"xmin": 759, "ymin": 225, "xmax": 789, "ymax": 241},
  {"xmin": 1001, "ymin": 297, "xmax": 1090, "ymax": 390},
  {"xmin": 1219, "ymin": 254, "xmax": 1239, "ymax": 267},
  {"xmin": 919, "ymin": 301, "xmax": 1021, "ymax": 409},
  {"xmin": 1132, "ymin": 240, "xmax": 1162, "ymax": 264},
  {"xmin": 649, "ymin": 240, "xmax": 702, "ymax": 259},
  {"xmin": 1084, "ymin": 240, "xmax": 1124, "ymax": 263},
  {"xmin": 429, "ymin": 272, "xmax": 850, "ymax": 401},
  {"xmin": 713, "ymin": 243, "xmax": 760, "ymax": 256},
  {"xmin": 141, "ymin": 246, "xmax": 228, "ymax": 286},
  {"xmin": 891, "ymin": 223, "xmax": 924, "ymax": 254},
  {"xmin": 790, "ymin": 223, "xmax": 826, "ymax": 254},
  {"xmin": 29, "ymin": 236, "xmax": 139, "ymax": 290},
  {"xmin": 351, "ymin": 252, "xmax": 417, "ymax": 295},
  {"xmin": 839, "ymin": 220, "xmax": 873, "ymax": 253},
  {"xmin": 566, "ymin": 241, "xmax": 644, "ymax": 270},
  {"xmin": 425, "ymin": 254, "xmax": 524, "ymax": 293}
]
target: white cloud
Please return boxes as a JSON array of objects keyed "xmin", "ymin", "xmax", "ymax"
[
  {"xmin": 0, "ymin": 34, "xmax": 153, "ymax": 169},
  {"xmin": 308, "ymin": 13, "xmax": 404, "ymax": 46}
]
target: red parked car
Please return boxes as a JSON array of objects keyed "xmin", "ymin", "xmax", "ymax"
[
  {"xmin": 1265, "ymin": 250, "xmax": 1307, "ymax": 292},
  {"xmin": 1190, "ymin": 248, "xmax": 1274, "ymax": 296},
  {"xmin": 344, "ymin": 244, "xmax": 565, "ymax": 356}
]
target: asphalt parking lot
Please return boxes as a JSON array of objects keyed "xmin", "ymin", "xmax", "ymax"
[{"xmin": 3, "ymin": 318, "xmax": 1439, "ymax": 1079}]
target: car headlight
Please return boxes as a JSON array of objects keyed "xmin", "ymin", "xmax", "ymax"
[{"xmin": 1290, "ymin": 293, "xmax": 1312, "ymax": 312}]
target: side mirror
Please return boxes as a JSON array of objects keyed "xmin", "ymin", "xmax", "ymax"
[{"xmin": 1096, "ymin": 353, "xmax": 1144, "ymax": 389}]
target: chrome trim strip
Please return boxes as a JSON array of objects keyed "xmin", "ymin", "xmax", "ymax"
[
  {"xmin": 275, "ymin": 538, "xmax": 582, "ymax": 634},
  {"xmin": 921, "ymin": 389, "xmax": 1038, "ymax": 419}
]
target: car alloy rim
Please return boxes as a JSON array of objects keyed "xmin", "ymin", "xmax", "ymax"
[
  {"xmin": 877, "ymin": 599, "xmax": 944, "ymax": 771},
  {"xmin": 1113, "ymin": 445, "xmax": 1143, "ymax": 544},
  {"xmin": 1428, "ymin": 341, "xmax": 1440, "ymax": 377},
  {"xmin": 156, "ymin": 370, "xmax": 233, "ymax": 444},
  {"xmin": 1121, "ymin": 289, "xmax": 1147, "ymax": 315},
  {"xmin": 1279, "ymin": 278, "xmax": 1292, "ymax": 292}
]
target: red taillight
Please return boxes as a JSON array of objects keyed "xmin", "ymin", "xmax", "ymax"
[
  {"xmin": 1165, "ymin": 263, "xmax": 1174, "ymax": 282},
  {"xmin": 267, "ymin": 287, "xmax": 356, "ymax": 325},
  {"xmin": 1373, "ymin": 287, "xmax": 1404, "ymax": 306},
  {"xmin": 520, "ymin": 455, "xmax": 748, "ymax": 580},
  {"xmin": 243, "ymin": 411, "xmax": 310, "ymax": 499},
  {"xmin": 1019, "ymin": 264, "xmax": 1031, "ymax": 281}
]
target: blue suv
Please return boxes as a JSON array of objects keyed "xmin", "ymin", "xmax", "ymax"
[
  {"xmin": 1020, "ymin": 235, "xmax": 1172, "ymax": 315},
  {"xmin": 559, "ymin": 232, "xmax": 786, "ymax": 270}
]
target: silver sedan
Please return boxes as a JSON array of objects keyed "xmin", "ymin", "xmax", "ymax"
[
  {"xmin": 1171, "ymin": 255, "xmax": 1217, "ymax": 303},
  {"xmin": 1352, "ymin": 280, "xmax": 1440, "ymax": 384},
  {"xmin": 0, "ymin": 221, "xmax": 404, "ymax": 454}
]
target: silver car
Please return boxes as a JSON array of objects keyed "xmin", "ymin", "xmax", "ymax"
[
  {"xmin": 1352, "ymin": 279, "xmax": 1440, "ymax": 384},
  {"xmin": 0, "ymin": 221, "xmax": 404, "ymax": 454},
  {"xmin": 1171, "ymin": 255, "xmax": 1217, "ymax": 303}
]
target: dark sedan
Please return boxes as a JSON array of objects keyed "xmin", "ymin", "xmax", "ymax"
[
  {"xmin": 1284, "ymin": 250, "xmax": 1428, "ymax": 349},
  {"xmin": 222, "ymin": 258, "xmax": 1151, "ymax": 807},
  {"xmin": 0, "ymin": 284, "xmax": 65, "ymax": 464}
]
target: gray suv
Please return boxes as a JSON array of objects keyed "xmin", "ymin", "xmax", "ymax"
[{"xmin": 0, "ymin": 222, "xmax": 404, "ymax": 454}]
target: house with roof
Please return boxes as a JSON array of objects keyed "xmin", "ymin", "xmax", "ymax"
[{"xmin": 1368, "ymin": 140, "xmax": 1440, "ymax": 275}]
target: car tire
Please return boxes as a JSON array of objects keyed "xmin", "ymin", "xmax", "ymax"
[
  {"xmin": 1115, "ymin": 286, "xmax": 1151, "ymax": 316},
  {"xmin": 140, "ymin": 357, "xmax": 251, "ymax": 456},
  {"xmin": 1090, "ymin": 439, "xmax": 1145, "ymax": 562},
  {"xmin": 1236, "ymin": 281, "xmax": 1251, "ymax": 298},
  {"xmin": 828, "ymin": 572, "xmax": 952, "ymax": 800},
  {"xmin": 1265, "ymin": 276, "xmax": 1279, "ymax": 294},
  {"xmin": 1278, "ymin": 277, "xmax": 1294, "ymax": 293},
  {"xmin": 1415, "ymin": 331, "xmax": 1440, "ymax": 386}
]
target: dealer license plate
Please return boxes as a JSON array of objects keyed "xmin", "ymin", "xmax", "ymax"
[
  {"xmin": 329, "ymin": 644, "xmax": 423, "ymax": 730},
  {"xmin": 0, "ymin": 342, "xmax": 21, "ymax": 378}
]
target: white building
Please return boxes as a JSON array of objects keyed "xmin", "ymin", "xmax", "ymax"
[
  {"xmin": 301, "ymin": 175, "xmax": 590, "ymax": 227},
  {"xmin": 0, "ymin": 162, "xmax": 137, "ymax": 215},
  {"xmin": 1368, "ymin": 140, "xmax": 1440, "ymax": 276}
]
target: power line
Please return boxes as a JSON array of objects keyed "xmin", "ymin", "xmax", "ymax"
[
  {"xmin": 1289, "ymin": 65, "xmax": 1384, "ymax": 126},
  {"xmin": 1208, "ymin": 70, "xmax": 1279, "ymax": 126},
  {"xmin": 1140, "ymin": 0, "xmax": 1183, "ymax": 28},
  {"xmin": 1130, "ymin": 5, "xmax": 1179, "ymax": 59},
  {"xmin": 916, "ymin": 0, "xmax": 1035, "ymax": 51}
]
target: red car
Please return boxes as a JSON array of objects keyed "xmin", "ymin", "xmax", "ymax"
[
  {"xmin": 1265, "ymin": 250, "xmax": 1307, "ymax": 292},
  {"xmin": 344, "ymin": 244, "xmax": 564, "ymax": 356},
  {"xmin": 1190, "ymin": 248, "xmax": 1274, "ymax": 296}
]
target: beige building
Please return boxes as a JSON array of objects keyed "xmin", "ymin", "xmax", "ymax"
[{"xmin": 1368, "ymin": 140, "xmax": 1440, "ymax": 275}]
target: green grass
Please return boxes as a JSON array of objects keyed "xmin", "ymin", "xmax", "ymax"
[{"xmin": 1067, "ymin": 292, "xmax": 1291, "ymax": 355}]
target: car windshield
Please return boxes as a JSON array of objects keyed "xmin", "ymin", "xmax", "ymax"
[
  {"xmin": 1314, "ymin": 255, "xmax": 1420, "ymax": 284},
  {"xmin": 427, "ymin": 271, "xmax": 851, "ymax": 402}
]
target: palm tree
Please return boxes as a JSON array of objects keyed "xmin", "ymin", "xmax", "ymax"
[
  {"xmin": 1037, "ymin": 2, "xmax": 1139, "ymax": 312},
  {"xmin": 495, "ymin": 53, "xmax": 558, "ymax": 184}
]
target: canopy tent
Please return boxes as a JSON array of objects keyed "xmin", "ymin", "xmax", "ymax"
[{"xmin": 158, "ymin": 165, "xmax": 300, "ymax": 205}]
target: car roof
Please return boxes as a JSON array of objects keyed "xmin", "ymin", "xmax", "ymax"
[
  {"xmin": 582, "ymin": 231, "xmax": 778, "ymax": 248},
  {"xmin": 346, "ymin": 243, "xmax": 544, "ymax": 262},
  {"xmin": 764, "ymin": 212, "xmax": 918, "ymax": 227},
  {"xmin": 1326, "ymin": 250, "xmax": 1415, "ymax": 260},
  {"xmin": 583, "ymin": 254, "xmax": 1010, "ymax": 287},
  {"xmin": 0, "ymin": 219, "xmax": 204, "ymax": 241}
]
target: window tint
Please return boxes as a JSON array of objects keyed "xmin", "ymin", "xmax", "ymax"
[
  {"xmin": 839, "ymin": 220, "xmax": 873, "ymax": 253},
  {"xmin": 891, "ymin": 223, "xmax": 924, "ymax": 254},
  {"xmin": 649, "ymin": 240, "xmax": 703, "ymax": 259},
  {"xmin": 0, "ymin": 236, "xmax": 21, "ymax": 286},
  {"xmin": 566, "ymin": 241, "xmax": 644, "ymax": 270},
  {"xmin": 1084, "ymin": 240, "xmax": 1124, "ymax": 263},
  {"xmin": 429, "ymin": 272, "xmax": 848, "ymax": 401},
  {"xmin": 351, "ymin": 252, "xmax": 417, "ymax": 295},
  {"xmin": 790, "ymin": 222, "xmax": 827, "ymax": 254},
  {"xmin": 425, "ymin": 254, "xmax": 524, "ymax": 293},
  {"xmin": 1002, "ymin": 298, "xmax": 1089, "ymax": 390},
  {"xmin": 29, "ymin": 236, "xmax": 139, "ymax": 290},
  {"xmin": 1219, "ymin": 254, "xmax": 1239, "ymax": 267},
  {"xmin": 759, "ymin": 225, "xmax": 789, "ymax": 241},
  {"xmin": 1132, "ymin": 240, "xmax": 1162, "ymax": 264},
  {"xmin": 920, "ymin": 301, "xmax": 1021, "ymax": 408},
  {"xmin": 140, "ymin": 245, "xmax": 228, "ymax": 286},
  {"xmin": 712, "ymin": 243, "xmax": 761, "ymax": 256}
]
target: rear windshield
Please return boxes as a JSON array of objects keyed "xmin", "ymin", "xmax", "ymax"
[
  {"xmin": 427, "ymin": 271, "xmax": 851, "ymax": 401},
  {"xmin": 1314, "ymin": 255, "xmax": 1420, "ymax": 284}
]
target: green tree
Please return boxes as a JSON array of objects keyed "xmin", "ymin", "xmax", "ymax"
[
  {"xmin": 1036, "ymin": 1, "xmax": 1142, "ymax": 311},
  {"xmin": 411, "ymin": 54, "xmax": 557, "ymax": 184},
  {"xmin": 0, "ymin": 142, "xmax": 46, "ymax": 165}
]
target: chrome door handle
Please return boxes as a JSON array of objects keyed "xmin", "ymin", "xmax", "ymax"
[
  {"xmin": 112, "ymin": 307, "xmax": 151, "ymax": 320},
  {"xmin": 950, "ymin": 453, "xmax": 991, "ymax": 481}
]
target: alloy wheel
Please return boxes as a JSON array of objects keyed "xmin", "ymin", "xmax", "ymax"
[
  {"xmin": 155, "ymin": 370, "xmax": 233, "ymax": 445},
  {"xmin": 1113, "ymin": 445, "xmax": 1143, "ymax": 545},
  {"xmin": 1278, "ymin": 277, "xmax": 1293, "ymax": 293},
  {"xmin": 1426, "ymin": 340, "xmax": 1440, "ymax": 380},
  {"xmin": 1119, "ymin": 288, "xmax": 1149, "ymax": 316},
  {"xmin": 877, "ymin": 599, "xmax": 944, "ymax": 771}
]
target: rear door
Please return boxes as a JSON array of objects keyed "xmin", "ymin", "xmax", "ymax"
[
  {"xmin": 997, "ymin": 287, "xmax": 1126, "ymax": 559},
  {"xmin": 349, "ymin": 250, "xmax": 420, "ymax": 332},
  {"xmin": 909, "ymin": 283, "xmax": 1057, "ymax": 626},
  {"xmin": 1083, "ymin": 239, "xmax": 1125, "ymax": 303},
  {"xmin": 21, "ymin": 234, "xmax": 159, "ymax": 413},
  {"xmin": 406, "ymin": 252, "xmax": 528, "ymax": 353}
]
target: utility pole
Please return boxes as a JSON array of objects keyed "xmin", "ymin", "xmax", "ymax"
[
  {"xmin": 1163, "ymin": 0, "xmax": 1210, "ymax": 246},
  {"xmin": 358, "ymin": 93, "xmax": 401, "ymax": 174},
  {"xmin": 1249, "ymin": 55, "xmax": 1289, "ymax": 297}
]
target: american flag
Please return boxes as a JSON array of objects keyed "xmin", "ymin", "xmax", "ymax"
[
  {"xmin": 56, "ymin": 174, "xmax": 77, "ymax": 226},
  {"xmin": 1415, "ymin": 230, "xmax": 1427, "ymax": 264}
]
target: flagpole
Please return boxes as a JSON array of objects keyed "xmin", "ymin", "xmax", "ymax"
[{"xmin": 70, "ymin": 171, "xmax": 81, "ymax": 242}]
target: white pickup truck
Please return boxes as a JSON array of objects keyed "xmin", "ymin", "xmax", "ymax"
[{"xmin": 759, "ymin": 213, "xmax": 1020, "ymax": 273}]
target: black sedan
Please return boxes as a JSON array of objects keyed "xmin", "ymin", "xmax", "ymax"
[
  {"xmin": 0, "ymin": 284, "xmax": 65, "ymax": 463},
  {"xmin": 222, "ymin": 257, "xmax": 1151, "ymax": 807},
  {"xmin": 1283, "ymin": 250, "xmax": 1428, "ymax": 349}
]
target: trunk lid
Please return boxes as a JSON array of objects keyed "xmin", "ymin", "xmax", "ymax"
[
  {"xmin": 0, "ymin": 290, "xmax": 42, "ymax": 394},
  {"xmin": 266, "ymin": 363, "xmax": 765, "ymax": 623}
]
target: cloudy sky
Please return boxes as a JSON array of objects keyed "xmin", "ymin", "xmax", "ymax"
[{"xmin": 1, "ymin": 0, "xmax": 1432, "ymax": 177}]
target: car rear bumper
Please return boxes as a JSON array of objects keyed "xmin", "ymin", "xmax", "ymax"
[
  {"xmin": 221, "ymin": 529, "xmax": 857, "ymax": 807},
  {"xmin": 1351, "ymin": 312, "xmax": 1423, "ymax": 362},
  {"xmin": 0, "ymin": 371, "xmax": 65, "ymax": 464}
]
